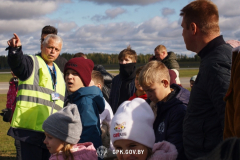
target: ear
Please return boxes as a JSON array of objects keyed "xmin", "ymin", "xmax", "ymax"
[
  {"xmin": 190, "ymin": 22, "xmax": 197, "ymax": 35},
  {"xmin": 96, "ymin": 83, "xmax": 102, "ymax": 90},
  {"xmin": 162, "ymin": 79, "xmax": 169, "ymax": 88},
  {"xmin": 41, "ymin": 43, "xmax": 43, "ymax": 50}
]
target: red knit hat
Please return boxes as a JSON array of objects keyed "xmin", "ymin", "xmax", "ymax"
[{"xmin": 64, "ymin": 57, "xmax": 94, "ymax": 86}]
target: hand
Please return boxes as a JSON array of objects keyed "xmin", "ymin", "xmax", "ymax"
[{"xmin": 7, "ymin": 33, "xmax": 21, "ymax": 48}]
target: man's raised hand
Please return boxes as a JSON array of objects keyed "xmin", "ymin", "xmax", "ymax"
[{"xmin": 7, "ymin": 33, "xmax": 21, "ymax": 48}]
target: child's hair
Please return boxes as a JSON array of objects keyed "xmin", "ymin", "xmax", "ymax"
[
  {"xmin": 147, "ymin": 147, "xmax": 153, "ymax": 159},
  {"xmin": 118, "ymin": 45, "xmax": 137, "ymax": 62},
  {"xmin": 91, "ymin": 70, "xmax": 104, "ymax": 90},
  {"xmin": 57, "ymin": 143, "xmax": 75, "ymax": 160},
  {"xmin": 73, "ymin": 52, "xmax": 87, "ymax": 59},
  {"xmin": 136, "ymin": 66, "xmax": 144, "ymax": 76},
  {"xmin": 139, "ymin": 61, "xmax": 170, "ymax": 87},
  {"xmin": 154, "ymin": 44, "xmax": 167, "ymax": 52}
]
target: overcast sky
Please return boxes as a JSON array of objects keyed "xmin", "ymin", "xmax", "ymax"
[{"xmin": 0, "ymin": 0, "xmax": 239, "ymax": 56}]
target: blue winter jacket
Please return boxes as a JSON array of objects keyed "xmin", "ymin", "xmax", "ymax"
[
  {"xmin": 67, "ymin": 86, "xmax": 105, "ymax": 150},
  {"xmin": 154, "ymin": 84, "xmax": 190, "ymax": 160}
]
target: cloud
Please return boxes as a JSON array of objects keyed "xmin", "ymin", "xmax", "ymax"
[
  {"xmin": 0, "ymin": 1, "xmax": 58, "ymax": 20},
  {"xmin": 80, "ymin": 0, "xmax": 165, "ymax": 6},
  {"xmin": 161, "ymin": 8, "xmax": 175, "ymax": 16},
  {"xmin": 213, "ymin": 0, "xmax": 240, "ymax": 17},
  {"xmin": 91, "ymin": 7, "xmax": 126, "ymax": 22}
]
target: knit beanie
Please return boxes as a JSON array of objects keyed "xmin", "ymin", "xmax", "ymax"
[
  {"xmin": 110, "ymin": 98, "xmax": 155, "ymax": 148},
  {"xmin": 64, "ymin": 57, "xmax": 94, "ymax": 86},
  {"xmin": 42, "ymin": 104, "xmax": 82, "ymax": 144}
]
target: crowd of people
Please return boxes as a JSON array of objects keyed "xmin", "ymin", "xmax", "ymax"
[{"xmin": 2, "ymin": 0, "xmax": 240, "ymax": 160}]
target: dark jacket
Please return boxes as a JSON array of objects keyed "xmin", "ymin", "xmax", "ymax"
[
  {"xmin": 93, "ymin": 65, "xmax": 114, "ymax": 103},
  {"xmin": 154, "ymin": 84, "xmax": 189, "ymax": 160},
  {"xmin": 109, "ymin": 74, "xmax": 135, "ymax": 114},
  {"xmin": 183, "ymin": 36, "xmax": 232, "ymax": 160},
  {"xmin": 67, "ymin": 86, "xmax": 105, "ymax": 150},
  {"xmin": 162, "ymin": 52, "xmax": 180, "ymax": 71}
]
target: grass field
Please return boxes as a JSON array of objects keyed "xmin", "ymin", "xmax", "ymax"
[
  {"xmin": 108, "ymin": 69, "xmax": 199, "ymax": 77},
  {"xmin": 0, "ymin": 94, "xmax": 16, "ymax": 160},
  {"xmin": 0, "ymin": 74, "xmax": 12, "ymax": 82}
]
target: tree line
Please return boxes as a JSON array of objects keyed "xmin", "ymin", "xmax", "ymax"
[{"xmin": 0, "ymin": 52, "xmax": 200, "ymax": 69}]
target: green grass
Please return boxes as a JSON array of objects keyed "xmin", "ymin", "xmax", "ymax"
[
  {"xmin": 179, "ymin": 69, "xmax": 198, "ymax": 77},
  {"xmin": 108, "ymin": 69, "xmax": 199, "ymax": 77},
  {"xmin": 0, "ymin": 94, "xmax": 16, "ymax": 160},
  {"xmin": 0, "ymin": 74, "xmax": 12, "ymax": 82}
]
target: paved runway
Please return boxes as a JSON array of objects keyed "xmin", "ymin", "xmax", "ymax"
[{"xmin": 0, "ymin": 77, "xmax": 191, "ymax": 94}]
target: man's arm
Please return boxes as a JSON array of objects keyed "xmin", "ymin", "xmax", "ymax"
[
  {"xmin": 7, "ymin": 34, "xmax": 33, "ymax": 81},
  {"xmin": 207, "ymin": 64, "xmax": 231, "ymax": 130}
]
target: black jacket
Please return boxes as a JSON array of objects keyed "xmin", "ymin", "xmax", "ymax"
[
  {"xmin": 154, "ymin": 84, "xmax": 189, "ymax": 160},
  {"xmin": 183, "ymin": 36, "xmax": 232, "ymax": 160}
]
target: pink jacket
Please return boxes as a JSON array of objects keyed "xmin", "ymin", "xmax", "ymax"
[
  {"xmin": 49, "ymin": 142, "xmax": 98, "ymax": 160},
  {"xmin": 149, "ymin": 141, "xmax": 178, "ymax": 160}
]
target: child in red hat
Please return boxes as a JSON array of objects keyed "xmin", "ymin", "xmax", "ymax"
[{"xmin": 64, "ymin": 57, "xmax": 105, "ymax": 152}]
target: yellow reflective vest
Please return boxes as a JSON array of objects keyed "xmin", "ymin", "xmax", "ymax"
[{"xmin": 11, "ymin": 55, "xmax": 66, "ymax": 132}]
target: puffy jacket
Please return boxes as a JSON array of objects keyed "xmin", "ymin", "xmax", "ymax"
[
  {"xmin": 162, "ymin": 52, "xmax": 180, "ymax": 71},
  {"xmin": 49, "ymin": 142, "xmax": 98, "ymax": 160},
  {"xmin": 183, "ymin": 36, "xmax": 232, "ymax": 160},
  {"xmin": 93, "ymin": 65, "xmax": 114, "ymax": 103},
  {"xmin": 68, "ymin": 86, "xmax": 105, "ymax": 150},
  {"xmin": 154, "ymin": 84, "xmax": 189, "ymax": 160}
]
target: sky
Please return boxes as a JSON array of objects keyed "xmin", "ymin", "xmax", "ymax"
[{"xmin": 0, "ymin": 0, "xmax": 239, "ymax": 57}]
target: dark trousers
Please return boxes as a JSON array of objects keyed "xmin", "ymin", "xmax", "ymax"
[
  {"xmin": 15, "ymin": 140, "xmax": 21, "ymax": 160},
  {"xmin": 20, "ymin": 141, "xmax": 50, "ymax": 160}
]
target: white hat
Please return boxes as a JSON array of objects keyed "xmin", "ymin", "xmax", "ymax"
[{"xmin": 110, "ymin": 98, "xmax": 155, "ymax": 148}]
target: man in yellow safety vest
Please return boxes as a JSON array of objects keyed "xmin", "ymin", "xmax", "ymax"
[{"xmin": 6, "ymin": 33, "xmax": 66, "ymax": 160}]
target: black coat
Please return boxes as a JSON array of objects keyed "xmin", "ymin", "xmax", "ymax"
[
  {"xmin": 154, "ymin": 84, "xmax": 190, "ymax": 160},
  {"xmin": 183, "ymin": 36, "xmax": 232, "ymax": 160}
]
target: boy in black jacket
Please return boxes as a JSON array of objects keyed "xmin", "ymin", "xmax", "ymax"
[
  {"xmin": 109, "ymin": 46, "xmax": 137, "ymax": 113},
  {"xmin": 139, "ymin": 60, "xmax": 190, "ymax": 160}
]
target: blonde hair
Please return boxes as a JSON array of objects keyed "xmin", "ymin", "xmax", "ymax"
[
  {"xmin": 139, "ymin": 61, "xmax": 170, "ymax": 87},
  {"xmin": 180, "ymin": 0, "xmax": 220, "ymax": 35},
  {"xmin": 56, "ymin": 143, "xmax": 75, "ymax": 160},
  {"xmin": 118, "ymin": 45, "xmax": 137, "ymax": 62},
  {"xmin": 91, "ymin": 70, "xmax": 104, "ymax": 90},
  {"xmin": 154, "ymin": 45, "xmax": 167, "ymax": 52}
]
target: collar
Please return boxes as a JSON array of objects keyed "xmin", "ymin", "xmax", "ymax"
[{"xmin": 198, "ymin": 35, "xmax": 226, "ymax": 59}]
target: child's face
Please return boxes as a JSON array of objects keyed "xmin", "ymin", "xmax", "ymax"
[
  {"xmin": 44, "ymin": 132, "xmax": 64, "ymax": 154},
  {"xmin": 142, "ymin": 81, "xmax": 167, "ymax": 103},
  {"xmin": 119, "ymin": 56, "xmax": 135, "ymax": 64},
  {"xmin": 135, "ymin": 75, "xmax": 144, "ymax": 91},
  {"xmin": 190, "ymin": 80, "xmax": 195, "ymax": 89},
  {"xmin": 114, "ymin": 139, "xmax": 149, "ymax": 160},
  {"xmin": 154, "ymin": 49, "xmax": 167, "ymax": 61},
  {"xmin": 65, "ymin": 69, "xmax": 84, "ymax": 92}
]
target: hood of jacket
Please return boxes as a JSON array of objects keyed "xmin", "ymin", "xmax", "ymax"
[
  {"xmin": 162, "ymin": 51, "xmax": 177, "ymax": 62},
  {"xmin": 93, "ymin": 64, "xmax": 114, "ymax": 84},
  {"xmin": 49, "ymin": 142, "xmax": 97, "ymax": 160},
  {"xmin": 156, "ymin": 84, "xmax": 190, "ymax": 114},
  {"xmin": 68, "ymin": 86, "xmax": 105, "ymax": 113}
]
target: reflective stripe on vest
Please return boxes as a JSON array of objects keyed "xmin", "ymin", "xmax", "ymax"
[{"xmin": 11, "ymin": 55, "xmax": 66, "ymax": 132}]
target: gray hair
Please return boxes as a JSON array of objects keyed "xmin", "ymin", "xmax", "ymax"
[{"xmin": 42, "ymin": 34, "xmax": 63, "ymax": 46}]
